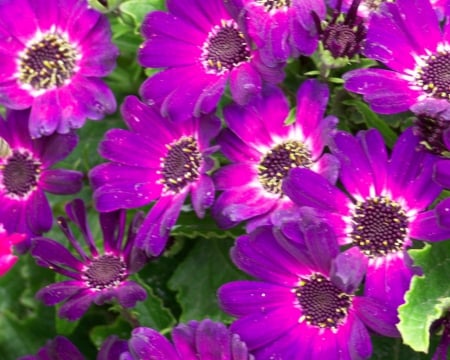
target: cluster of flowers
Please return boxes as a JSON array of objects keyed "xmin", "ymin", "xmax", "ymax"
[{"xmin": 1, "ymin": 0, "xmax": 450, "ymax": 359}]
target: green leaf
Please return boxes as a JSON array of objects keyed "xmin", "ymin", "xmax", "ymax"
[
  {"xmin": 397, "ymin": 241, "xmax": 450, "ymax": 353},
  {"xmin": 90, "ymin": 317, "xmax": 132, "ymax": 348},
  {"xmin": 0, "ymin": 255, "xmax": 56, "ymax": 359},
  {"xmin": 118, "ymin": 0, "xmax": 162, "ymax": 29},
  {"xmin": 343, "ymin": 99, "xmax": 398, "ymax": 148},
  {"xmin": 132, "ymin": 274, "xmax": 176, "ymax": 333},
  {"xmin": 168, "ymin": 237, "xmax": 248, "ymax": 323}
]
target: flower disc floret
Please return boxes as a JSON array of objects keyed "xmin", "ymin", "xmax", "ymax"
[
  {"xmin": 257, "ymin": 0, "xmax": 291, "ymax": 12},
  {"xmin": 351, "ymin": 196, "xmax": 409, "ymax": 258},
  {"xmin": 414, "ymin": 51, "xmax": 450, "ymax": 100},
  {"xmin": 201, "ymin": 20, "xmax": 251, "ymax": 75},
  {"xmin": 258, "ymin": 140, "xmax": 312, "ymax": 195},
  {"xmin": 160, "ymin": 136, "xmax": 202, "ymax": 194},
  {"xmin": 1, "ymin": 150, "xmax": 41, "ymax": 198},
  {"xmin": 296, "ymin": 273, "xmax": 352, "ymax": 329},
  {"xmin": 83, "ymin": 254, "xmax": 127, "ymax": 290},
  {"xmin": 18, "ymin": 32, "xmax": 79, "ymax": 92}
]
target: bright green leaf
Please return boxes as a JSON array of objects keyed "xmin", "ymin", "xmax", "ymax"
[{"xmin": 397, "ymin": 241, "xmax": 450, "ymax": 353}]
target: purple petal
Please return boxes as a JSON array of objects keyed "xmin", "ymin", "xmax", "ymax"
[
  {"xmin": 195, "ymin": 320, "xmax": 231, "ymax": 359},
  {"xmin": 434, "ymin": 158, "xmax": 450, "ymax": 188},
  {"xmin": 97, "ymin": 335, "xmax": 130, "ymax": 360},
  {"xmin": 0, "ymin": 0, "xmax": 38, "ymax": 43},
  {"xmin": 58, "ymin": 289, "xmax": 95, "ymax": 321},
  {"xmin": 353, "ymin": 296, "xmax": 400, "ymax": 337},
  {"xmin": 39, "ymin": 169, "xmax": 83, "ymax": 195},
  {"xmin": 218, "ymin": 280, "xmax": 294, "ymax": 317},
  {"xmin": 31, "ymin": 238, "xmax": 84, "ymax": 273},
  {"xmin": 136, "ymin": 193, "xmax": 187, "ymax": 256},
  {"xmin": 282, "ymin": 167, "xmax": 350, "ymax": 213},
  {"xmin": 116, "ymin": 281, "xmax": 147, "ymax": 308},
  {"xmin": 171, "ymin": 322, "xmax": 197, "ymax": 358},
  {"xmin": 410, "ymin": 208, "xmax": 450, "ymax": 242},
  {"xmin": 190, "ymin": 175, "xmax": 214, "ymax": 218},
  {"xmin": 330, "ymin": 247, "xmax": 367, "ymax": 294},
  {"xmin": 347, "ymin": 314, "xmax": 373, "ymax": 359},
  {"xmin": 229, "ymin": 63, "xmax": 262, "ymax": 106},
  {"xmin": 29, "ymin": 91, "xmax": 62, "ymax": 137},
  {"xmin": 129, "ymin": 327, "xmax": 180, "ymax": 360},
  {"xmin": 26, "ymin": 189, "xmax": 53, "ymax": 235},
  {"xmin": 36, "ymin": 131, "xmax": 79, "ymax": 167},
  {"xmin": 35, "ymin": 280, "xmax": 84, "ymax": 306}
]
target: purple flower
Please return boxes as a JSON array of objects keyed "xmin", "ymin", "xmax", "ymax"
[
  {"xmin": 19, "ymin": 336, "xmax": 84, "ymax": 360},
  {"xmin": 90, "ymin": 96, "xmax": 221, "ymax": 256},
  {"xmin": 218, "ymin": 219, "xmax": 398, "ymax": 359},
  {"xmin": 282, "ymin": 127, "xmax": 450, "ymax": 309},
  {"xmin": 213, "ymin": 80, "xmax": 339, "ymax": 231},
  {"xmin": 137, "ymin": 0, "xmax": 285, "ymax": 123},
  {"xmin": 0, "ymin": 0, "xmax": 118, "ymax": 137},
  {"xmin": 344, "ymin": 0, "xmax": 450, "ymax": 114},
  {"xmin": 313, "ymin": 0, "xmax": 366, "ymax": 59},
  {"xmin": 31, "ymin": 199, "xmax": 148, "ymax": 321},
  {"xmin": 0, "ymin": 110, "xmax": 82, "ymax": 245},
  {"xmin": 431, "ymin": 312, "xmax": 450, "ymax": 360},
  {"xmin": 228, "ymin": 0, "xmax": 326, "ymax": 66},
  {"xmin": 98, "ymin": 319, "xmax": 253, "ymax": 360}
]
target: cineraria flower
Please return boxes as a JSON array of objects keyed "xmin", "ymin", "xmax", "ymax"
[
  {"xmin": 98, "ymin": 319, "xmax": 254, "ymax": 360},
  {"xmin": 19, "ymin": 336, "xmax": 84, "ymax": 360},
  {"xmin": 344, "ymin": 0, "xmax": 450, "ymax": 114},
  {"xmin": 282, "ymin": 127, "xmax": 450, "ymax": 309},
  {"xmin": 137, "ymin": 0, "xmax": 285, "ymax": 123},
  {"xmin": 0, "ymin": 110, "xmax": 82, "ymax": 244},
  {"xmin": 0, "ymin": 0, "xmax": 118, "ymax": 137},
  {"xmin": 228, "ymin": 0, "xmax": 326, "ymax": 66},
  {"xmin": 219, "ymin": 219, "xmax": 399, "ymax": 359},
  {"xmin": 313, "ymin": 0, "xmax": 366, "ymax": 60},
  {"xmin": 213, "ymin": 80, "xmax": 338, "ymax": 231},
  {"xmin": 90, "ymin": 96, "xmax": 220, "ymax": 257},
  {"xmin": 31, "ymin": 199, "xmax": 148, "ymax": 321},
  {"xmin": 0, "ymin": 224, "xmax": 26, "ymax": 276}
]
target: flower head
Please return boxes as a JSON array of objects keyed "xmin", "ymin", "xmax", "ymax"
[
  {"xmin": 282, "ymin": 128, "xmax": 450, "ymax": 309},
  {"xmin": 19, "ymin": 336, "xmax": 84, "ymax": 360},
  {"xmin": 31, "ymin": 199, "xmax": 148, "ymax": 321},
  {"xmin": 228, "ymin": 0, "xmax": 326, "ymax": 65},
  {"xmin": 219, "ymin": 218, "xmax": 398, "ymax": 359},
  {"xmin": 137, "ymin": 0, "xmax": 285, "ymax": 122},
  {"xmin": 90, "ymin": 96, "xmax": 221, "ymax": 256},
  {"xmin": 213, "ymin": 80, "xmax": 338, "ymax": 231},
  {"xmin": 98, "ymin": 319, "xmax": 253, "ymax": 360},
  {"xmin": 0, "ymin": 0, "xmax": 118, "ymax": 137},
  {"xmin": 0, "ymin": 110, "xmax": 82, "ymax": 244},
  {"xmin": 0, "ymin": 224, "xmax": 26, "ymax": 276},
  {"xmin": 313, "ymin": 0, "xmax": 366, "ymax": 59},
  {"xmin": 344, "ymin": 0, "xmax": 450, "ymax": 114}
]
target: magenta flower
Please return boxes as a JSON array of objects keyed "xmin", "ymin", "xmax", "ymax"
[
  {"xmin": 98, "ymin": 319, "xmax": 253, "ymax": 360},
  {"xmin": 344, "ymin": 0, "xmax": 450, "ymax": 114},
  {"xmin": 31, "ymin": 199, "xmax": 148, "ymax": 321},
  {"xmin": 213, "ymin": 80, "xmax": 338, "ymax": 231},
  {"xmin": 0, "ymin": 110, "xmax": 82, "ymax": 244},
  {"xmin": 219, "ymin": 219, "xmax": 398, "ymax": 359},
  {"xmin": 282, "ymin": 128, "xmax": 450, "ymax": 309},
  {"xmin": 90, "ymin": 96, "xmax": 221, "ymax": 256},
  {"xmin": 0, "ymin": 0, "xmax": 118, "ymax": 137},
  {"xmin": 137, "ymin": 0, "xmax": 285, "ymax": 122},
  {"xmin": 0, "ymin": 225, "xmax": 26, "ymax": 276}
]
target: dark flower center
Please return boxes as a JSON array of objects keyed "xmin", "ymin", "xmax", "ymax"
[
  {"xmin": 84, "ymin": 255, "xmax": 127, "ymax": 290},
  {"xmin": 1, "ymin": 150, "xmax": 41, "ymax": 198},
  {"xmin": 201, "ymin": 20, "xmax": 251, "ymax": 74},
  {"xmin": 160, "ymin": 136, "xmax": 202, "ymax": 193},
  {"xmin": 19, "ymin": 33, "xmax": 78, "ymax": 91},
  {"xmin": 313, "ymin": 0, "xmax": 366, "ymax": 59},
  {"xmin": 258, "ymin": 140, "xmax": 312, "ymax": 195},
  {"xmin": 256, "ymin": 0, "xmax": 291, "ymax": 11},
  {"xmin": 413, "ymin": 114, "xmax": 450, "ymax": 155},
  {"xmin": 415, "ymin": 52, "xmax": 450, "ymax": 100},
  {"xmin": 295, "ymin": 273, "xmax": 352, "ymax": 329},
  {"xmin": 351, "ymin": 196, "xmax": 409, "ymax": 258}
]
